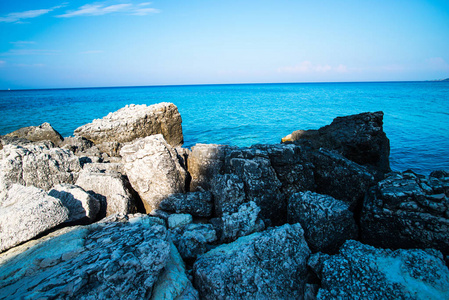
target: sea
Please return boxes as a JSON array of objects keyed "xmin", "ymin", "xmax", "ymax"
[{"xmin": 0, "ymin": 81, "xmax": 448, "ymax": 175}]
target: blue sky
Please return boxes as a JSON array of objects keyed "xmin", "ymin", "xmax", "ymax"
[{"xmin": 0, "ymin": 0, "xmax": 448, "ymax": 89}]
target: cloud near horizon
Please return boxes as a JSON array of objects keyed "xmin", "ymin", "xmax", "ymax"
[
  {"xmin": 278, "ymin": 61, "xmax": 348, "ymax": 74},
  {"xmin": 57, "ymin": 2, "xmax": 160, "ymax": 18},
  {"xmin": 0, "ymin": 4, "xmax": 66, "ymax": 23}
]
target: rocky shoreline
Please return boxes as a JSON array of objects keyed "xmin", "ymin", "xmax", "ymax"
[{"xmin": 0, "ymin": 102, "xmax": 448, "ymax": 299}]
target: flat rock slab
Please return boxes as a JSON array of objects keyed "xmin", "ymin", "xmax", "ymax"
[{"xmin": 0, "ymin": 184, "xmax": 69, "ymax": 253}]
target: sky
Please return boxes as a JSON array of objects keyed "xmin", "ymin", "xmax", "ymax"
[{"xmin": 0, "ymin": 0, "xmax": 448, "ymax": 89}]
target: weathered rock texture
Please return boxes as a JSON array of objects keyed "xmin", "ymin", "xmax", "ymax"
[
  {"xmin": 0, "ymin": 214, "xmax": 196, "ymax": 299},
  {"xmin": 288, "ymin": 191, "xmax": 358, "ymax": 253},
  {"xmin": 283, "ymin": 111, "xmax": 390, "ymax": 174},
  {"xmin": 159, "ymin": 191, "xmax": 213, "ymax": 217},
  {"xmin": 74, "ymin": 103, "xmax": 183, "ymax": 156},
  {"xmin": 49, "ymin": 184, "xmax": 101, "ymax": 223},
  {"xmin": 361, "ymin": 170, "xmax": 449, "ymax": 255},
  {"xmin": 0, "ymin": 143, "xmax": 81, "ymax": 192},
  {"xmin": 120, "ymin": 135, "xmax": 187, "ymax": 213},
  {"xmin": 5, "ymin": 122, "xmax": 63, "ymax": 146},
  {"xmin": 193, "ymin": 223, "xmax": 311, "ymax": 300},
  {"xmin": 75, "ymin": 167, "xmax": 137, "ymax": 218},
  {"xmin": 311, "ymin": 240, "xmax": 449, "ymax": 299},
  {"xmin": 171, "ymin": 223, "xmax": 217, "ymax": 261},
  {"xmin": 0, "ymin": 184, "xmax": 69, "ymax": 253}
]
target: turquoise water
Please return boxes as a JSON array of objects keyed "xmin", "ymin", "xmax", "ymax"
[{"xmin": 0, "ymin": 82, "xmax": 448, "ymax": 174}]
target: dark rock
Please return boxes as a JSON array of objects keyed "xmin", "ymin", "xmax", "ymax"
[
  {"xmin": 171, "ymin": 223, "xmax": 217, "ymax": 260},
  {"xmin": 315, "ymin": 240, "xmax": 449, "ymax": 299},
  {"xmin": 210, "ymin": 173, "xmax": 246, "ymax": 216},
  {"xmin": 288, "ymin": 191, "xmax": 358, "ymax": 253},
  {"xmin": 283, "ymin": 111, "xmax": 390, "ymax": 174},
  {"xmin": 5, "ymin": 122, "xmax": 63, "ymax": 146},
  {"xmin": 159, "ymin": 191, "xmax": 213, "ymax": 217},
  {"xmin": 361, "ymin": 170, "xmax": 449, "ymax": 255},
  {"xmin": 193, "ymin": 223, "xmax": 311, "ymax": 300}
]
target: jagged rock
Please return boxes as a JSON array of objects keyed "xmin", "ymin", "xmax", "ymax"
[
  {"xmin": 159, "ymin": 191, "xmax": 213, "ymax": 217},
  {"xmin": 82, "ymin": 162, "xmax": 125, "ymax": 174},
  {"xmin": 171, "ymin": 223, "xmax": 217, "ymax": 260},
  {"xmin": 288, "ymin": 191, "xmax": 358, "ymax": 253},
  {"xmin": 75, "ymin": 167, "xmax": 137, "ymax": 218},
  {"xmin": 5, "ymin": 122, "xmax": 63, "ymax": 146},
  {"xmin": 168, "ymin": 214, "xmax": 193, "ymax": 229},
  {"xmin": 210, "ymin": 174, "xmax": 247, "ymax": 216},
  {"xmin": 0, "ymin": 143, "xmax": 81, "ymax": 193},
  {"xmin": 120, "ymin": 135, "xmax": 187, "ymax": 213},
  {"xmin": 0, "ymin": 214, "xmax": 196, "ymax": 299},
  {"xmin": 74, "ymin": 103, "xmax": 183, "ymax": 156},
  {"xmin": 193, "ymin": 223, "xmax": 311, "ymax": 300},
  {"xmin": 188, "ymin": 144, "xmax": 232, "ymax": 191},
  {"xmin": 60, "ymin": 136, "xmax": 102, "ymax": 164},
  {"xmin": 282, "ymin": 111, "xmax": 390, "ymax": 173},
  {"xmin": 0, "ymin": 135, "xmax": 32, "ymax": 150},
  {"xmin": 361, "ymin": 170, "xmax": 449, "ymax": 255},
  {"xmin": 312, "ymin": 149, "xmax": 377, "ymax": 210},
  {"xmin": 314, "ymin": 240, "xmax": 449, "ymax": 299},
  {"xmin": 211, "ymin": 201, "xmax": 265, "ymax": 243},
  {"xmin": 49, "ymin": 184, "xmax": 101, "ymax": 223},
  {"xmin": 0, "ymin": 184, "xmax": 69, "ymax": 253}
]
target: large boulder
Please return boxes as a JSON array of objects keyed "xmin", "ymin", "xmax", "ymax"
[
  {"xmin": 283, "ymin": 111, "xmax": 390, "ymax": 174},
  {"xmin": 120, "ymin": 135, "xmax": 187, "ymax": 213},
  {"xmin": 310, "ymin": 240, "xmax": 449, "ymax": 299},
  {"xmin": 75, "ymin": 167, "xmax": 137, "ymax": 218},
  {"xmin": 5, "ymin": 122, "xmax": 63, "ymax": 146},
  {"xmin": 49, "ymin": 183, "xmax": 101, "ymax": 223},
  {"xmin": 0, "ymin": 143, "xmax": 81, "ymax": 193},
  {"xmin": 288, "ymin": 191, "xmax": 358, "ymax": 253},
  {"xmin": 74, "ymin": 103, "xmax": 183, "ymax": 156},
  {"xmin": 193, "ymin": 223, "xmax": 311, "ymax": 299},
  {"xmin": 0, "ymin": 214, "xmax": 196, "ymax": 299},
  {"xmin": 361, "ymin": 170, "xmax": 449, "ymax": 255},
  {"xmin": 0, "ymin": 184, "xmax": 69, "ymax": 253},
  {"xmin": 210, "ymin": 174, "xmax": 246, "ymax": 216}
]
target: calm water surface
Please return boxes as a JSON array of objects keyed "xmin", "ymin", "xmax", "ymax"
[{"xmin": 1, "ymin": 82, "xmax": 448, "ymax": 174}]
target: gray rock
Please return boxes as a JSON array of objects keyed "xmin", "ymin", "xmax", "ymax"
[
  {"xmin": 0, "ymin": 215, "xmax": 182, "ymax": 299},
  {"xmin": 120, "ymin": 135, "xmax": 187, "ymax": 213},
  {"xmin": 361, "ymin": 170, "xmax": 449, "ymax": 255},
  {"xmin": 168, "ymin": 213, "xmax": 193, "ymax": 229},
  {"xmin": 283, "ymin": 111, "xmax": 390, "ymax": 174},
  {"xmin": 160, "ymin": 191, "xmax": 213, "ymax": 217},
  {"xmin": 0, "ymin": 135, "xmax": 32, "ymax": 150},
  {"xmin": 288, "ymin": 191, "xmax": 358, "ymax": 253},
  {"xmin": 193, "ymin": 223, "xmax": 311, "ymax": 300},
  {"xmin": 5, "ymin": 122, "xmax": 63, "ymax": 146},
  {"xmin": 172, "ymin": 223, "xmax": 217, "ymax": 260},
  {"xmin": 74, "ymin": 103, "xmax": 183, "ymax": 156},
  {"xmin": 49, "ymin": 183, "xmax": 101, "ymax": 223},
  {"xmin": 75, "ymin": 167, "xmax": 137, "ymax": 218},
  {"xmin": 60, "ymin": 136, "xmax": 102, "ymax": 163},
  {"xmin": 188, "ymin": 143, "xmax": 232, "ymax": 192},
  {"xmin": 0, "ymin": 143, "xmax": 81, "ymax": 192},
  {"xmin": 211, "ymin": 201, "xmax": 265, "ymax": 243},
  {"xmin": 210, "ymin": 174, "xmax": 246, "ymax": 216},
  {"xmin": 0, "ymin": 184, "xmax": 69, "ymax": 253},
  {"xmin": 315, "ymin": 240, "xmax": 449, "ymax": 299}
]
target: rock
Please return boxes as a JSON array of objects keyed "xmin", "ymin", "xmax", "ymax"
[
  {"xmin": 288, "ymin": 191, "xmax": 358, "ymax": 253},
  {"xmin": 168, "ymin": 213, "xmax": 193, "ymax": 229},
  {"xmin": 188, "ymin": 143, "xmax": 232, "ymax": 192},
  {"xmin": 0, "ymin": 143, "xmax": 81, "ymax": 192},
  {"xmin": 49, "ymin": 184, "xmax": 101, "ymax": 223},
  {"xmin": 5, "ymin": 122, "xmax": 63, "ymax": 146},
  {"xmin": 311, "ymin": 149, "xmax": 377, "ymax": 210},
  {"xmin": 361, "ymin": 170, "xmax": 449, "ymax": 255},
  {"xmin": 74, "ymin": 103, "xmax": 183, "ymax": 156},
  {"xmin": 60, "ymin": 136, "xmax": 102, "ymax": 163},
  {"xmin": 171, "ymin": 223, "xmax": 217, "ymax": 260},
  {"xmin": 159, "ymin": 191, "xmax": 213, "ymax": 217},
  {"xmin": 283, "ymin": 111, "xmax": 390, "ymax": 174},
  {"xmin": 0, "ymin": 135, "xmax": 32, "ymax": 150},
  {"xmin": 314, "ymin": 240, "xmax": 449, "ymax": 299},
  {"xmin": 193, "ymin": 223, "xmax": 311, "ymax": 300},
  {"xmin": 211, "ymin": 201, "xmax": 265, "ymax": 243},
  {"xmin": 0, "ymin": 214, "xmax": 183, "ymax": 299},
  {"xmin": 0, "ymin": 184, "xmax": 69, "ymax": 253},
  {"xmin": 210, "ymin": 174, "xmax": 246, "ymax": 216},
  {"xmin": 120, "ymin": 135, "xmax": 187, "ymax": 213},
  {"xmin": 75, "ymin": 167, "xmax": 137, "ymax": 218}
]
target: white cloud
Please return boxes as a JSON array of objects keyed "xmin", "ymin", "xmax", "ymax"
[
  {"xmin": 0, "ymin": 60, "xmax": 5, "ymax": 65},
  {"xmin": 57, "ymin": 2, "xmax": 160, "ymax": 18},
  {"xmin": 80, "ymin": 50, "xmax": 104, "ymax": 54},
  {"xmin": 16, "ymin": 63, "xmax": 45, "ymax": 68},
  {"xmin": 0, "ymin": 49, "xmax": 60, "ymax": 56},
  {"xmin": 277, "ymin": 61, "xmax": 347, "ymax": 74},
  {"xmin": 10, "ymin": 41, "xmax": 36, "ymax": 45},
  {"xmin": 0, "ymin": 4, "xmax": 66, "ymax": 23}
]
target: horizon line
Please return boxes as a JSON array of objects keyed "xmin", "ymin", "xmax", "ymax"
[{"xmin": 1, "ymin": 79, "xmax": 447, "ymax": 92}]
